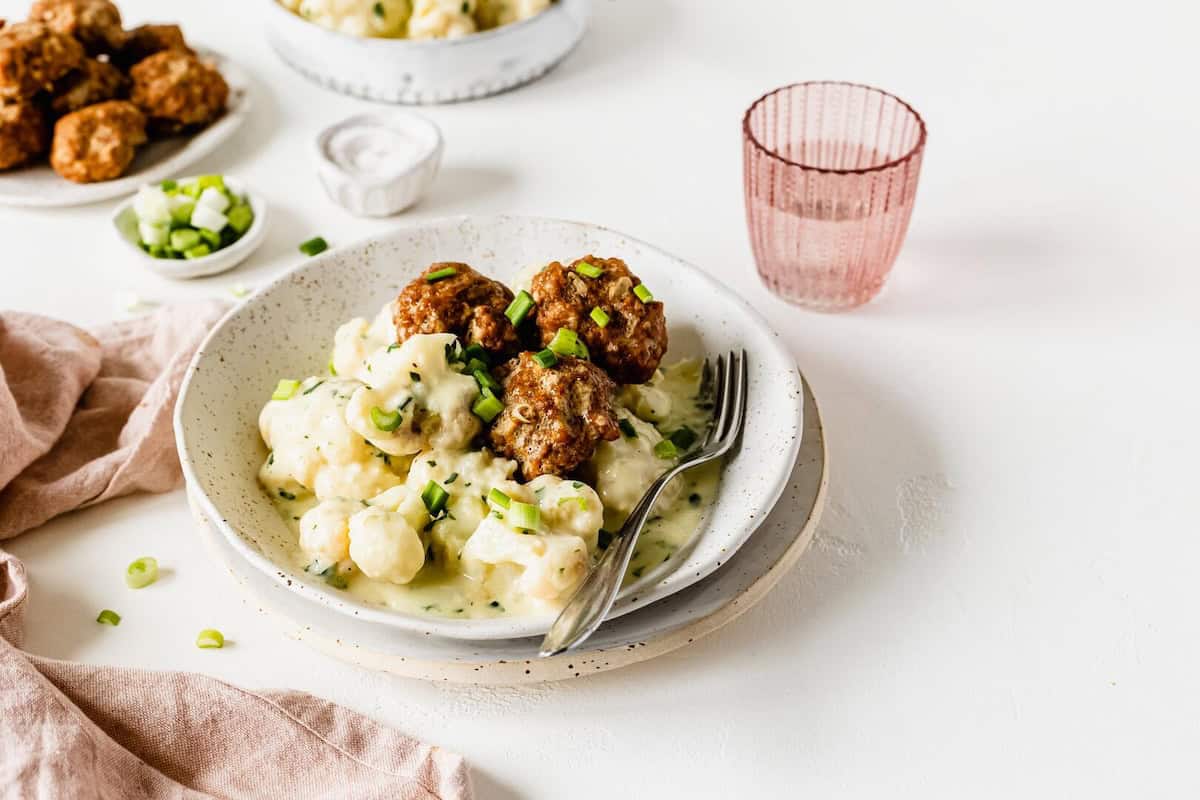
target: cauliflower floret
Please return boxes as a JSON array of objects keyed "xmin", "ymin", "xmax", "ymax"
[
  {"xmin": 348, "ymin": 505, "xmax": 427, "ymax": 584},
  {"xmin": 476, "ymin": 0, "xmax": 550, "ymax": 28},
  {"xmin": 582, "ymin": 409, "xmax": 680, "ymax": 522},
  {"xmin": 618, "ymin": 369, "xmax": 673, "ymax": 423},
  {"xmin": 408, "ymin": 0, "xmax": 477, "ymax": 38},
  {"xmin": 461, "ymin": 514, "xmax": 590, "ymax": 602},
  {"xmin": 259, "ymin": 377, "xmax": 402, "ymax": 502},
  {"xmin": 406, "ymin": 449, "xmax": 522, "ymax": 563},
  {"xmin": 297, "ymin": 498, "xmax": 361, "ymax": 568},
  {"xmin": 344, "ymin": 333, "xmax": 481, "ymax": 456},
  {"xmin": 526, "ymin": 474, "xmax": 603, "ymax": 551},
  {"xmin": 293, "ymin": 0, "xmax": 411, "ymax": 38},
  {"xmin": 330, "ymin": 301, "xmax": 396, "ymax": 384}
]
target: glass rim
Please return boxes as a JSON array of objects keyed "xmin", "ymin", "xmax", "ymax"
[{"xmin": 742, "ymin": 81, "xmax": 928, "ymax": 175}]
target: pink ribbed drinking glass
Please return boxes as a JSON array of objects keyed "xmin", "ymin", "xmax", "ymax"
[{"xmin": 743, "ymin": 82, "xmax": 927, "ymax": 310}]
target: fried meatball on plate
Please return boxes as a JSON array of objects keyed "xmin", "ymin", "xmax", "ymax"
[
  {"xmin": 114, "ymin": 23, "xmax": 191, "ymax": 70},
  {"xmin": 49, "ymin": 56, "xmax": 124, "ymax": 115},
  {"xmin": 530, "ymin": 255, "xmax": 668, "ymax": 385},
  {"xmin": 50, "ymin": 99, "xmax": 145, "ymax": 183},
  {"xmin": 489, "ymin": 352, "xmax": 621, "ymax": 480},
  {"xmin": 129, "ymin": 50, "xmax": 227, "ymax": 135},
  {"xmin": 0, "ymin": 21, "xmax": 83, "ymax": 100},
  {"xmin": 0, "ymin": 100, "xmax": 48, "ymax": 170},
  {"xmin": 28, "ymin": 0, "xmax": 123, "ymax": 55},
  {"xmin": 394, "ymin": 262, "xmax": 523, "ymax": 355}
]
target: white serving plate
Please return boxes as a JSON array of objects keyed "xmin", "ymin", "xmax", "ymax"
[
  {"xmin": 188, "ymin": 378, "xmax": 826, "ymax": 683},
  {"xmin": 174, "ymin": 215, "xmax": 804, "ymax": 640},
  {"xmin": 0, "ymin": 51, "xmax": 251, "ymax": 209},
  {"xmin": 262, "ymin": 0, "xmax": 590, "ymax": 104},
  {"xmin": 111, "ymin": 175, "xmax": 268, "ymax": 279}
]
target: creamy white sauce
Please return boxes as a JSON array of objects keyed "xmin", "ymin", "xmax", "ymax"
[
  {"xmin": 260, "ymin": 312, "xmax": 719, "ymax": 620},
  {"xmin": 325, "ymin": 125, "xmax": 430, "ymax": 182}
]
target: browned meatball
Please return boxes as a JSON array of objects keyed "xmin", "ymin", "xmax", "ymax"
[
  {"xmin": 113, "ymin": 23, "xmax": 191, "ymax": 69},
  {"xmin": 50, "ymin": 99, "xmax": 145, "ymax": 182},
  {"xmin": 489, "ymin": 353, "xmax": 621, "ymax": 479},
  {"xmin": 0, "ymin": 21, "xmax": 84, "ymax": 100},
  {"xmin": 28, "ymin": 0, "xmax": 123, "ymax": 55},
  {"xmin": 530, "ymin": 256, "xmax": 668, "ymax": 385},
  {"xmin": 393, "ymin": 262, "xmax": 523, "ymax": 355},
  {"xmin": 129, "ymin": 51, "xmax": 227, "ymax": 135},
  {"xmin": 0, "ymin": 100, "xmax": 48, "ymax": 169},
  {"xmin": 49, "ymin": 56, "xmax": 123, "ymax": 115}
]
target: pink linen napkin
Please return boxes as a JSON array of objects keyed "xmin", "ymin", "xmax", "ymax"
[{"xmin": 0, "ymin": 305, "xmax": 472, "ymax": 799}]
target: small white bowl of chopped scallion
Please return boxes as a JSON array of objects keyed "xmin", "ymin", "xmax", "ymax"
[{"xmin": 112, "ymin": 175, "xmax": 268, "ymax": 279}]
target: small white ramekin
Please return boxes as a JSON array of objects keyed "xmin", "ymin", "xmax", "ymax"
[{"xmin": 313, "ymin": 111, "xmax": 443, "ymax": 217}]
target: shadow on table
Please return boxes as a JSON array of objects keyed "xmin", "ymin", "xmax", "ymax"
[{"xmin": 470, "ymin": 768, "xmax": 524, "ymax": 800}]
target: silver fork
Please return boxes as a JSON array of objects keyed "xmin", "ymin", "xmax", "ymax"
[{"xmin": 539, "ymin": 350, "xmax": 749, "ymax": 657}]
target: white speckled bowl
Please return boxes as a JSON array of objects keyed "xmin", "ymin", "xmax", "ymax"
[
  {"xmin": 174, "ymin": 216, "xmax": 803, "ymax": 640},
  {"xmin": 263, "ymin": 0, "xmax": 590, "ymax": 104}
]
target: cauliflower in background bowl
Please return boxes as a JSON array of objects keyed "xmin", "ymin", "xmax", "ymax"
[{"xmin": 277, "ymin": 0, "xmax": 552, "ymax": 39}]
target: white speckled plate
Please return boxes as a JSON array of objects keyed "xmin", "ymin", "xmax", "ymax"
[
  {"xmin": 174, "ymin": 215, "xmax": 804, "ymax": 640},
  {"xmin": 0, "ymin": 50, "xmax": 251, "ymax": 208}
]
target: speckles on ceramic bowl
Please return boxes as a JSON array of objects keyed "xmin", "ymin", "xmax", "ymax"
[{"xmin": 173, "ymin": 215, "xmax": 803, "ymax": 640}]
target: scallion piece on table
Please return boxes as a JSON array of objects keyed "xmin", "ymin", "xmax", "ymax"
[
  {"xmin": 548, "ymin": 327, "xmax": 589, "ymax": 359},
  {"xmin": 589, "ymin": 306, "xmax": 611, "ymax": 328},
  {"xmin": 472, "ymin": 389, "xmax": 504, "ymax": 423},
  {"xmin": 487, "ymin": 487, "xmax": 511, "ymax": 510},
  {"xmin": 125, "ymin": 557, "xmax": 159, "ymax": 589},
  {"xmin": 653, "ymin": 439, "xmax": 679, "ymax": 460},
  {"xmin": 618, "ymin": 418, "xmax": 638, "ymax": 438},
  {"xmin": 421, "ymin": 480, "xmax": 449, "ymax": 516},
  {"xmin": 633, "ymin": 283, "xmax": 654, "ymax": 303},
  {"xmin": 299, "ymin": 237, "xmax": 328, "ymax": 256},
  {"xmin": 96, "ymin": 609, "xmax": 121, "ymax": 626},
  {"xmin": 272, "ymin": 379, "xmax": 301, "ymax": 401},
  {"xmin": 575, "ymin": 261, "xmax": 604, "ymax": 278},
  {"xmin": 504, "ymin": 290, "xmax": 535, "ymax": 326},
  {"xmin": 532, "ymin": 348, "xmax": 558, "ymax": 368},
  {"xmin": 473, "ymin": 368, "xmax": 501, "ymax": 395},
  {"xmin": 196, "ymin": 629, "xmax": 225, "ymax": 649},
  {"xmin": 426, "ymin": 266, "xmax": 458, "ymax": 283},
  {"xmin": 669, "ymin": 426, "xmax": 698, "ymax": 450},
  {"xmin": 508, "ymin": 501, "xmax": 541, "ymax": 531},
  {"xmin": 370, "ymin": 406, "xmax": 402, "ymax": 432}
]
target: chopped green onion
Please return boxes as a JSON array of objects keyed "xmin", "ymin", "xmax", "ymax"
[
  {"xmin": 445, "ymin": 472, "xmax": 458, "ymax": 484},
  {"xmin": 272, "ymin": 379, "xmax": 301, "ymax": 401},
  {"xmin": 589, "ymin": 306, "xmax": 611, "ymax": 328},
  {"xmin": 421, "ymin": 480, "xmax": 449, "ymax": 516},
  {"xmin": 299, "ymin": 236, "xmax": 328, "ymax": 256},
  {"xmin": 196, "ymin": 628, "xmax": 224, "ymax": 649},
  {"xmin": 409, "ymin": 371, "xmax": 421, "ymax": 382},
  {"xmin": 463, "ymin": 343, "xmax": 490, "ymax": 366},
  {"xmin": 466, "ymin": 357, "xmax": 489, "ymax": 375},
  {"xmin": 372, "ymin": 1, "xmax": 385, "ymax": 17},
  {"xmin": 184, "ymin": 244, "xmax": 212, "ymax": 260},
  {"xmin": 633, "ymin": 283, "xmax": 654, "ymax": 303},
  {"xmin": 301, "ymin": 380, "xmax": 324, "ymax": 395},
  {"xmin": 160, "ymin": 179, "xmax": 177, "ymax": 192},
  {"xmin": 328, "ymin": 360, "xmax": 337, "ymax": 376},
  {"xmin": 169, "ymin": 228, "xmax": 201, "ymax": 252},
  {"xmin": 227, "ymin": 204, "xmax": 254, "ymax": 235},
  {"xmin": 426, "ymin": 266, "xmax": 458, "ymax": 283},
  {"xmin": 196, "ymin": 175, "xmax": 226, "ymax": 192},
  {"xmin": 125, "ymin": 557, "xmax": 159, "ymax": 589},
  {"xmin": 170, "ymin": 201, "xmax": 194, "ymax": 225},
  {"xmin": 558, "ymin": 495, "xmax": 589, "ymax": 511},
  {"xmin": 508, "ymin": 501, "xmax": 541, "ymax": 531},
  {"xmin": 532, "ymin": 348, "xmax": 558, "ymax": 368},
  {"xmin": 575, "ymin": 260, "xmax": 604, "ymax": 278},
  {"xmin": 371, "ymin": 406, "xmax": 402, "ymax": 432},
  {"xmin": 473, "ymin": 368, "xmax": 501, "ymax": 394},
  {"xmin": 504, "ymin": 290, "xmax": 535, "ymax": 326},
  {"xmin": 669, "ymin": 426, "xmax": 698, "ymax": 450},
  {"xmin": 96, "ymin": 609, "xmax": 121, "ymax": 626},
  {"xmin": 472, "ymin": 389, "xmax": 504, "ymax": 423},
  {"xmin": 618, "ymin": 418, "xmax": 638, "ymax": 438},
  {"xmin": 548, "ymin": 327, "xmax": 589, "ymax": 359},
  {"xmin": 654, "ymin": 439, "xmax": 679, "ymax": 460},
  {"xmin": 487, "ymin": 488, "xmax": 511, "ymax": 510}
]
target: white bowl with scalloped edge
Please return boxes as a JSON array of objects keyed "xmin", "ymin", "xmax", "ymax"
[
  {"xmin": 262, "ymin": 0, "xmax": 590, "ymax": 104},
  {"xmin": 174, "ymin": 215, "xmax": 803, "ymax": 640}
]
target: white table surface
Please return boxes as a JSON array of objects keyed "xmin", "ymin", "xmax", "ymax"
[{"xmin": 3, "ymin": 0, "xmax": 1198, "ymax": 796}]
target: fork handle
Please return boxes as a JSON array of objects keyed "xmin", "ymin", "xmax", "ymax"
[{"xmin": 538, "ymin": 466, "xmax": 682, "ymax": 657}]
